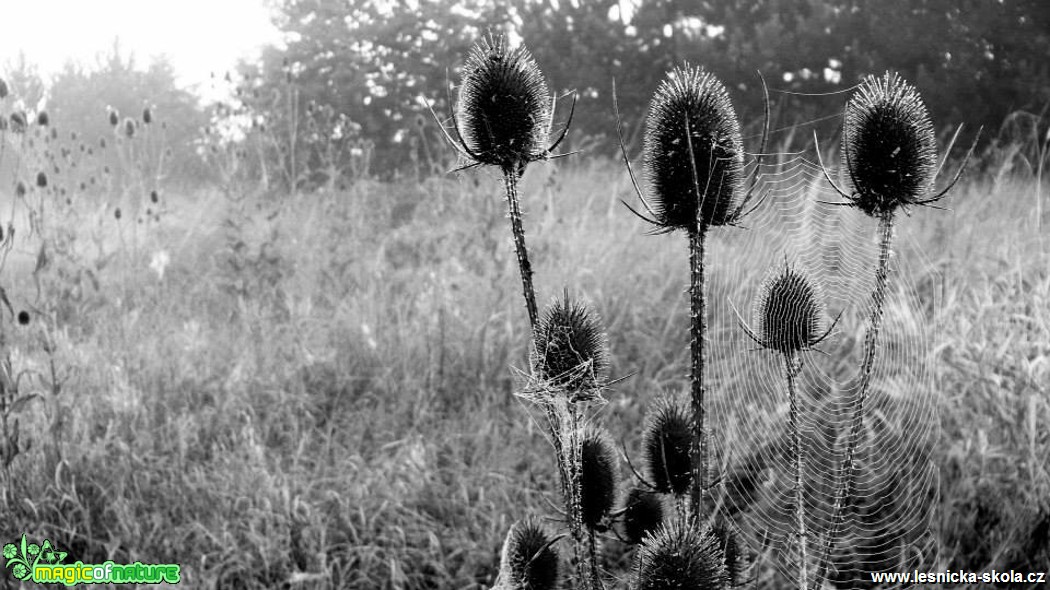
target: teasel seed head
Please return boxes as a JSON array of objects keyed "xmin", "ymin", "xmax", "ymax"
[
  {"xmin": 531, "ymin": 292, "xmax": 609, "ymax": 394},
  {"xmin": 456, "ymin": 34, "xmax": 550, "ymax": 175},
  {"xmin": 108, "ymin": 108, "xmax": 119, "ymax": 127},
  {"xmin": 10, "ymin": 112, "xmax": 26, "ymax": 133},
  {"xmin": 580, "ymin": 425, "xmax": 619, "ymax": 530},
  {"xmin": 124, "ymin": 118, "xmax": 137, "ymax": 138},
  {"xmin": 36, "ymin": 111, "xmax": 49, "ymax": 126},
  {"xmin": 635, "ymin": 520, "xmax": 730, "ymax": 590},
  {"xmin": 752, "ymin": 262, "xmax": 831, "ymax": 354},
  {"xmin": 843, "ymin": 71, "xmax": 936, "ymax": 216},
  {"xmin": 621, "ymin": 486, "xmax": 666, "ymax": 545},
  {"xmin": 644, "ymin": 64, "xmax": 744, "ymax": 232},
  {"xmin": 0, "ymin": 77, "xmax": 7, "ymax": 99},
  {"xmin": 496, "ymin": 517, "xmax": 561, "ymax": 590},
  {"xmin": 711, "ymin": 519, "xmax": 747, "ymax": 587},
  {"xmin": 143, "ymin": 106, "xmax": 153, "ymax": 125},
  {"xmin": 642, "ymin": 396, "xmax": 693, "ymax": 496},
  {"xmin": 36, "ymin": 171, "xmax": 48, "ymax": 188}
]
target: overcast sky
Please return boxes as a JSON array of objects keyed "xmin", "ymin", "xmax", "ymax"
[{"xmin": 0, "ymin": 0, "xmax": 281, "ymax": 96}]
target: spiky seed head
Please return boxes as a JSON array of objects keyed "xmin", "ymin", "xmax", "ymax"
[
  {"xmin": 150, "ymin": 190, "xmax": 159, "ymax": 203},
  {"xmin": 579, "ymin": 426, "xmax": 619, "ymax": 530},
  {"xmin": 456, "ymin": 34, "xmax": 550, "ymax": 175},
  {"xmin": 108, "ymin": 108, "xmax": 119, "ymax": 127},
  {"xmin": 36, "ymin": 171, "xmax": 47, "ymax": 188},
  {"xmin": 17, "ymin": 311, "xmax": 29, "ymax": 326},
  {"xmin": 844, "ymin": 71, "xmax": 937, "ymax": 216},
  {"xmin": 0, "ymin": 77, "xmax": 7, "ymax": 99},
  {"xmin": 532, "ymin": 293, "xmax": 609, "ymax": 393},
  {"xmin": 143, "ymin": 107, "xmax": 153, "ymax": 124},
  {"xmin": 37, "ymin": 111, "xmax": 49, "ymax": 126},
  {"xmin": 124, "ymin": 118, "xmax": 137, "ymax": 138},
  {"xmin": 497, "ymin": 517, "xmax": 560, "ymax": 590},
  {"xmin": 642, "ymin": 397, "xmax": 693, "ymax": 496},
  {"xmin": 621, "ymin": 486, "xmax": 666, "ymax": 545},
  {"xmin": 711, "ymin": 519, "xmax": 747, "ymax": 587},
  {"xmin": 10, "ymin": 112, "xmax": 26, "ymax": 133},
  {"xmin": 644, "ymin": 64, "xmax": 744, "ymax": 232},
  {"xmin": 755, "ymin": 263, "xmax": 825, "ymax": 354},
  {"xmin": 635, "ymin": 520, "xmax": 730, "ymax": 590},
  {"xmin": 15, "ymin": 181, "xmax": 26, "ymax": 197}
]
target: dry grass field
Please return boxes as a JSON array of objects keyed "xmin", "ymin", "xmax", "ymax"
[{"xmin": 0, "ymin": 150, "xmax": 1047, "ymax": 587}]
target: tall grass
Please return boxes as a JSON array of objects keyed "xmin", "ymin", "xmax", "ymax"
[{"xmin": 0, "ymin": 150, "xmax": 1046, "ymax": 586}]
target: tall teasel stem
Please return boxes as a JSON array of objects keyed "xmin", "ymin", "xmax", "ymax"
[
  {"xmin": 784, "ymin": 352, "xmax": 807, "ymax": 590},
  {"xmin": 688, "ymin": 226, "xmax": 709, "ymax": 519},
  {"xmin": 812, "ymin": 211, "xmax": 894, "ymax": 589},
  {"xmin": 503, "ymin": 169, "xmax": 539, "ymax": 328}
]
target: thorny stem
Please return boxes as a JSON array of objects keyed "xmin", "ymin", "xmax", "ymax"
[
  {"xmin": 586, "ymin": 528, "xmax": 602, "ymax": 590},
  {"xmin": 784, "ymin": 353, "xmax": 807, "ymax": 590},
  {"xmin": 812, "ymin": 211, "xmax": 895, "ymax": 590},
  {"xmin": 503, "ymin": 170, "xmax": 539, "ymax": 329},
  {"xmin": 688, "ymin": 227, "xmax": 709, "ymax": 521}
]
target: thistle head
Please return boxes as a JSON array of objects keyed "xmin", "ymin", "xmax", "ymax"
[
  {"xmin": 642, "ymin": 396, "xmax": 692, "ymax": 496},
  {"xmin": 752, "ymin": 261, "xmax": 831, "ymax": 355},
  {"xmin": 635, "ymin": 520, "xmax": 729, "ymax": 590},
  {"xmin": 843, "ymin": 71, "xmax": 936, "ymax": 216},
  {"xmin": 644, "ymin": 64, "xmax": 744, "ymax": 232},
  {"xmin": 621, "ymin": 486, "xmax": 666, "ymax": 545},
  {"xmin": 579, "ymin": 425, "xmax": 619, "ymax": 530},
  {"xmin": 531, "ymin": 292, "xmax": 609, "ymax": 394},
  {"xmin": 496, "ymin": 517, "xmax": 561, "ymax": 590},
  {"xmin": 456, "ymin": 34, "xmax": 551, "ymax": 176}
]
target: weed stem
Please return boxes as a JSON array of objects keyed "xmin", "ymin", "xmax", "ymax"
[
  {"xmin": 785, "ymin": 353, "xmax": 808, "ymax": 590},
  {"xmin": 688, "ymin": 227, "xmax": 709, "ymax": 520},
  {"xmin": 503, "ymin": 170, "xmax": 539, "ymax": 328}
]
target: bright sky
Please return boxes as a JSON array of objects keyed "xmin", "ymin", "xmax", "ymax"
[{"xmin": 0, "ymin": 0, "xmax": 282, "ymax": 97}]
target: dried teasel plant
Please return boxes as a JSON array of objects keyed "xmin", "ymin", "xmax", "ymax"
[
  {"xmin": 634, "ymin": 519, "xmax": 730, "ymax": 590},
  {"xmin": 810, "ymin": 71, "xmax": 979, "ymax": 590},
  {"xmin": 578, "ymin": 425, "xmax": 619, "ymax": 588},
  {"xmin": 617, "ymin": 63, "xmax": 770, "ymax": 520},
  {"xmin": 620, "ymin": 486, "xmax": 667, "ymax": 546},
  {"xmin": 494, "ymin": 517, "xmax": 563, "ymax": 590},
  {"xmin": 517, "ymin": 291, "xmax": 611, "ymax": 590},
  {"xmin": 427, "ymin": 33, "xmax": 575, "ymax": 328},
  {"xmin": 734, "ymin": 260, "xmax": 838, "ymax": 589}
]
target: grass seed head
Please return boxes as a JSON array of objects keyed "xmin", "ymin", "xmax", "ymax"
[
  {"xmin": 644, "ymin": 64, "xmax": 744, "ymax": 232},
  {"xmin": 844, "ymin": 71, "xmax": 936, "ymax": 216},
  {"xmin": 755, "ymin": 262, "xmax": 826, "ymax": 354},
  {"xmin": 531, "ymin": 293, "xmax": 609, "ymax": 393},
  {"xmin": 642, "ymin": 396, "xmax": 693, "ymax": 496},
  {"xmin": 635, "ymin": 520, "xmax": 729, "ymax": 590},
  {"xmin": 497, "ymin": 517, "xmax": 560, "ymax": 590},
  {"xmin": 456, "ymin": 34, "xmax": 550, "ymax": 175},
  {"xmin": 580, "ymin": 425, "xmax": 619, "ymax": 530},
  {"xmin": 621, "ymin": 486, "xmax": 666, "ymax": 545}
]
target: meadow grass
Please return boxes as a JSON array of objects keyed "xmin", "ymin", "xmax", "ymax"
[{"xmin": 0, "ymin": 156, "xmax": 1047, "ymax": 588}]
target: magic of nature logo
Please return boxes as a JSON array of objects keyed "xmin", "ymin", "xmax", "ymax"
[{"xmin": 3, "ymin": 534, "xmax": 181, "ymax": 586}]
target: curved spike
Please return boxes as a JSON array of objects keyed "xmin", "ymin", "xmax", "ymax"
[
  {"xmin": 619, "ymin": 440, "xmax": 659, "ymax": 491},
  {"xmin": 419, "ymin": 95, "xmax": 469, "ymax": 159},
  {"xmin": 729, "ymin": 298, "xmax": 766, "ymax": 348},
  {"xmin": 613, "ymin": 79, "xmax": 656, "ymax": 217},
  {"xmin": 811, "ymin": 310, "xmax": 843, "ymax": 348},
  {"xmin": 813, "ymin": 131, "xmax": 853, "ymax": 201},
  {"xmin": 915, "ymin": 125, "xmax": 982, "ymax": 206},
  {"xmin": 546, "ymin": 90, "xmax": 577, "ymax": 153}
]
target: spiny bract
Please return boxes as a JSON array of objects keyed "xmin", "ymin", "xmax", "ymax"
[
  {"xmin": 755, "ymin": 263, "xmax": 825, "ymax": 354},
  {"xmin": 644, "ymin": 64, "xmax": 744, "ymax": 232},
  {"xmin": 456, "ymin": 34, "xmax": 550, "ymax": 175},
  {"xmin": 635, "ymin": 520, "xmax": 729, "ymax": 590},
  {"xmin": 843, "ymin": 71, "xmax": 937, "ymax": 216},
  {"xmin": 580, "ymin": 426, "xmax": 619, "ymax": 530},
  {"xmin": 531, "ymin": 293, "xmax": 609, "ymax": 392},
  {"xmin": 496, "ymin": 517, "xmax": 560, "ymax": 590},
  {"xmin": 642, "ymin": 397, "xmax": 693, "ymax": 496}
]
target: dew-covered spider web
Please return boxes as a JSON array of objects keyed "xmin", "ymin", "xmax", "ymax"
[{"xmin": 701, "ymin": 129, "xmax": 943, "ymax": 587}]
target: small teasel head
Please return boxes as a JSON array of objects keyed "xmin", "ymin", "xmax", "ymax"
[
  {"xmin": 124, "ymin": 118, "xmax": 137, "ymax": 138},
  {"xmin": 621, "ymin": 486, "xmax": 666, "ymax": 545},
  {"xmin": 747, "ymin": 261, "xmax": 834, "ymax": 354},
  {"xmin": 496, "ymin": 517, "xmax": 561, "ymax": 590},
  {"xmin": 842, "ymin": 71, "xmax": 937, "ymax": 216},
  {"xmin": 711, "ymin": 519, "xmax": 747, "ymax": 587},
  {"xmin": 143, "ymin": 106, "xmax": 153, "ymax": 125},
  {"xmin": 642, "ymin": 396, "xmax": 693, "ymax": 496},
  {"xmin": 36, "ymin": 111, "xmax": 49, "ymax": 126},
  {"xmin": 643, "ymin": 64, "xmax": 745, "ymax": 232},
  {"xmin": 36, "ymin": 171, "xmax": 48, "ymax": 188},
  {"xmin": 580, "ymin": 425, "xmax": 619, "ymax": 530},
  {"xmin": 531, "ymin": 292, "xmax": 609, "ymax": 394},
  {"xmin": 455, "ymin": 34, "xmax": 551, "ymax": 176},
  {"xmin": 635, "ymin": 520, "xmax": 730, "ymax": 590},
  {"xmin": 108, "ymin": 108, "xmax": 120, "ymax": 127}
]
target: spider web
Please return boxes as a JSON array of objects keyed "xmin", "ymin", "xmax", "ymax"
[{"xmin": 704, "ymin": 144, "xmax": 942, "ymax": 587}]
